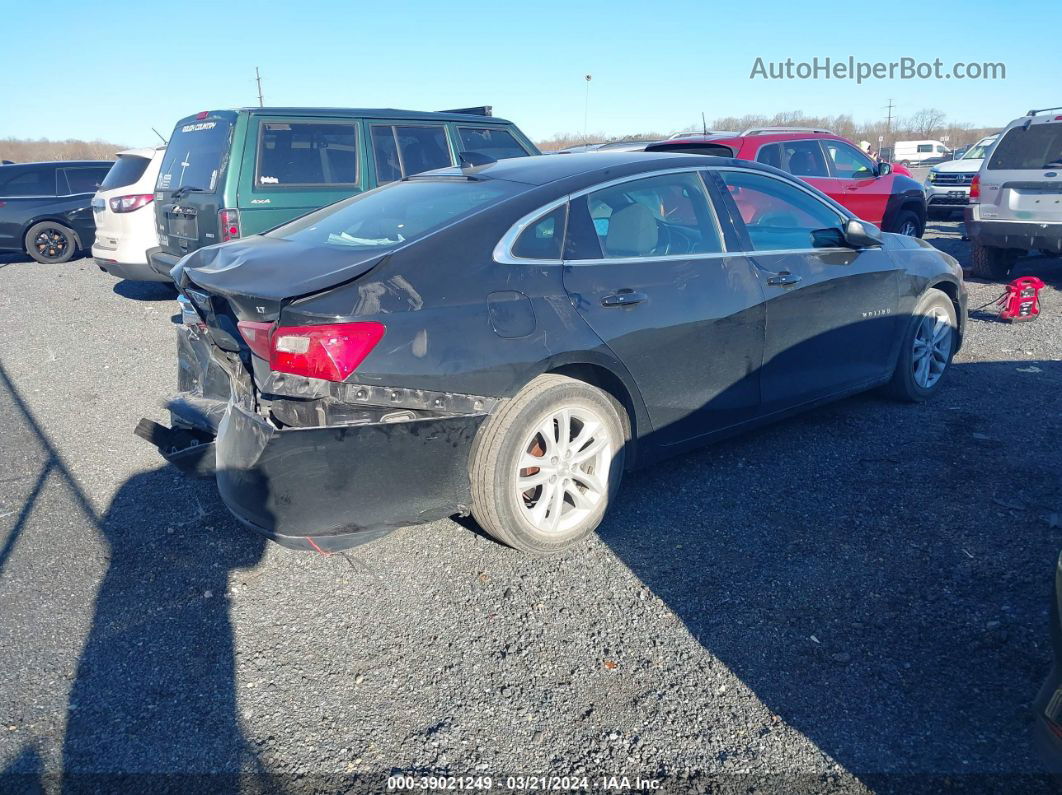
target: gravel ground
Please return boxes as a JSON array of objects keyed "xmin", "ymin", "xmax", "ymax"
[{"xmin": 1, "ymin": 224, "xmax": 1061, "ymax": 794}]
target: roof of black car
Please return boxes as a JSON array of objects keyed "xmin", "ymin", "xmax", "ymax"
[
  {"xmin": 0, "ymin": 160, "xmax": 113, "ymax": 167},
  {"xmin": 230, "ymin": 107, "xmax": 515, "ymax": 124},
  {"xmin": 430, "ymin": 151, "xmax": 740, "ymax": 185}
]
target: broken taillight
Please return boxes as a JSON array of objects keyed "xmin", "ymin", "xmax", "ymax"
[
  {"xmin": 969, "ymin": 174, "xmax": 980, "ymax": 202},
  {"xmin": 237, "ymin": 321, "xmax": 385, "ymax": 382},
  {"xmin": 219, "ymin": 208, "xmax": 241, "ymax": 242}
]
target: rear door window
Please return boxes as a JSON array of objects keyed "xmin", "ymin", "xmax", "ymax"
[
  {"xmin": 371, "ymin": 125, "xmax": 453, "ymax": 184},
  {"xmin": 0, "ymin": 167, "xmax": 56, "ymax": 196},
  {"xmin": 779, "ymin": 140, "xmax": 830, "ymax": 177},
  {"xmin": 100, "ymin": 155, "xmax": 151, "ymax": 190},
  {"xmin": 255, "ymin": 121, "xmax": 359, "ymax": 188},
  {"xmin": 577, "ymin": 171, "xmax": 723, "ymax": 259},
  {"xmin": 988, "ymin": 124, "xmax": 1062, "ymax": 170},
  {"xmin": 157, "ymin": 116, "xmax": 235, "ymax": 192},
  {"xmin": 457, "ymin": 127, "xmax": 530, "ymax": 160},
  {"xmin": 60, "ymin": 167, "xmax": 110, "ymax": 194}
]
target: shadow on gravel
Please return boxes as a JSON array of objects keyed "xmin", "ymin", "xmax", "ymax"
[
  {"xmin": 0, "ymin": 363, "xmax": 275, "ymax": 793},
  {"xmin": 597, "ymin": 357, "xmax": 1062, "ymax": 791},
  {"xmin": 112, "ymin": 279, "xmax": 179, "ymax": 302}
]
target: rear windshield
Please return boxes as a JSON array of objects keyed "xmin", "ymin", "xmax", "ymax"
[
  {"xmin": 988, "ymin": 124, "xmax": 1062, "ymax": 171},
  {"xmin": 100, "ymin": 155, "xmax": 150, "ymax": 191},
  {"xmin": 268, "ymin": 177, "xmax": 522, "ymax": 251},
  {"xmin": 157, "ymin": 117, "xmax": 234, "ymax": 192}
]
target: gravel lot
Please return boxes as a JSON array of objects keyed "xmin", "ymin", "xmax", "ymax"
[{"xmin": 1, "ymin": 223, "xmax": 1061, "ymax": 793}]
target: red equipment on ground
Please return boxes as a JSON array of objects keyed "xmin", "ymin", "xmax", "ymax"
[{"xmin": 997, "ymin": 276, "xmax": 1045, "ymax": 322}]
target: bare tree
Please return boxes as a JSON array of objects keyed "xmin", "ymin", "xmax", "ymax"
[{"xmin": 905, "ymin": 108, "xmax": 947, "ymax": 138}]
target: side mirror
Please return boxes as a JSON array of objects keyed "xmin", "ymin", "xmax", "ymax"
[
  {"xmin": 877, "ymin": 161, "xmax": 892, "ymax": 176},
  {"xmin": 843, "ymin": 219, "xmax": 883, "ymax": 248}
]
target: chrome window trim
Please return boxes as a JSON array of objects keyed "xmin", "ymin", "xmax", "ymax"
[
  {"xmin": 0, "ymin": 192, "xmax": 95, "ymax": 199},
  {"xmin": 494, "ymin": 167, "xmax": 729, "ymax": 265}
]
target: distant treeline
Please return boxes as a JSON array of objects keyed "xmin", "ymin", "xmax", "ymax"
[
  {"xmin": 0, "ymin": 138, "xmax": 128, "ymax": 163},
  {"xmin": 536, "ymin": 108, "xmax": 998, "ymax": 152}
]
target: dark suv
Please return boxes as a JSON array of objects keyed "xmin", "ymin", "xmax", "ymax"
[
  {"xmin": 0, "ymin": 160, "xmax": 112, "ymax": 262},
  {"xmin": 145, "ymin": 106, "xmax": 539, "ymax": 281},
  {"xmin": 646, "ymin": 128, "xmax": 927, "ymax": 237}
]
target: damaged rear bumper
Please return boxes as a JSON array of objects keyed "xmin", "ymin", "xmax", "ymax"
[
  {"xmin": 141, "ymin": 321, "xmax": 489, "ymax": 551},
  {"xmin": 213, "ymin": 402, "xmax": 485, "ymax": 551},
  {"xmin": 142, "ymin": 397, "xmax": 486, "ymax": 551}
]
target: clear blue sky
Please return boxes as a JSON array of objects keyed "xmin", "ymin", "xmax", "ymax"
[{"xmin": 0, "ymin": 0, "xmax": 1054, "ymax": 147}]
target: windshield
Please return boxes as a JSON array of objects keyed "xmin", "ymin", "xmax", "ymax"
[
  {"xmin": 988, "ymin": 124, "xmax": 1062, "ymax": 170},
  {"xmin": 268, "ymin": 177, "xmax": 523, "ymax": 250},
  {"xmin": 962, "ymin": 137, "xmax": 996, "ymax": 160},
  {"xmin": 156, "ymin": 116, "xmax": 234, "ymax": 192}
]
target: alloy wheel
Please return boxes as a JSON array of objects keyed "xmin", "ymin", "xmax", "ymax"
[
  {"xmin": 515, "ymin": 405, "xmax": 612, "ymax": 535},
  {"xmin": 898, "ymin": 219, "xmax": 919, "ymax": 236},
  {"xmin": 34, "ymin": 228, "xmax": 69, "ymax": 260},
  {"xmin": 911, "ymin": 308, "xmax": 953, "ymax": 389}
]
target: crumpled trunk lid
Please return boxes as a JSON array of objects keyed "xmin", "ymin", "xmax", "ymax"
[{"xmin": 172, "ymin": 235, "xmax": 388, "ymax": 313}]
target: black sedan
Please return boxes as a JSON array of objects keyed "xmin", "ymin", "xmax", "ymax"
[
  {"xmin": 139, "ymin": 153, "xmax": 967, "ymax": 555},
  {"xmin": 0, "ymin": 160, "xmax": 112, "ymax": 262}
]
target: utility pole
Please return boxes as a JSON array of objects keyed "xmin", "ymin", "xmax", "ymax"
[
  {"xmin": 701, "ymin": 111, "xmax": 707, "ymax": 136},
  {"xmin": 255, "ymin": 66, "xmax": 264, "ymax": 108},
  {"xmin": 583, "ymin": 74, "xmax": 592, "ymax": 142},
  {"xmin": 884, "ymin": 97, "xmax": 895, "ymax": 142}
]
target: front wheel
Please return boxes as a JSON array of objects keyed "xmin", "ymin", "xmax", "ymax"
[
  {"xmin": 25, "ymin": 221, "xmax": 78, "ymax": 264},
  {"xmin": 887, "ymin": 288, "xmax": 957, "ymax": 402},
  {"xmin": 892, "ymin": 209, "xmax": 924, "ymax": 237},
  {"xmin": 470, "ymin": 374, "xmax": 626, "ymax": 555}
]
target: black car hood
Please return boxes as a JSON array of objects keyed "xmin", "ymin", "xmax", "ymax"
[{"xmin": 173, "ymin": 235, "xmax": 389, "ymax": 302}]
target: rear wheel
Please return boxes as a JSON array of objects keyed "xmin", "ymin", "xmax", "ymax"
[
  {"xmin": 25, "ymin": 221, "xmax": 78, "ymax": 264},
  {"xmin": 887, "ymin": 288, "xmax": 957, "ymax": 402},
  {"xmin": 470, "ymin": 374, "xmax": 625, "ymax": 555},
  {"xmin": 969, "ymin": 242, "xmax": 1017, "ymax": 280}
]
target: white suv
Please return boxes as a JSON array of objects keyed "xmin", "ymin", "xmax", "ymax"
[
  {"xmin": 965, "ymin": 107, "xmax": 1062, "ymax": 278},
  {"xmin": 92, "ymin": 146, "xmax": 165, "ymax": 281}
]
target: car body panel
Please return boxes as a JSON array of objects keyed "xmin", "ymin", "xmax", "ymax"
[{"xmin": 146, "ymin": 153, "xmax": 965, "ymax": 549}]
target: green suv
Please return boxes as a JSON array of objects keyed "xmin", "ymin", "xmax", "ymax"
[{"xmin": 145, "ymin": 106, "xmax": 538, "ymax": 281}]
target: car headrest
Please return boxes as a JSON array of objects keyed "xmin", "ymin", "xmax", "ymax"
[{"xmin": 605, "ymin": 203, "xmax": 658, "ymax": 257}]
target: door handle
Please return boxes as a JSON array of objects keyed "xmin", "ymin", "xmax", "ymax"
[
  {"xmin": 766, "ymin": 272, "xmax": 802, "ymax": 287},
  {"xmin": 601, "ymin": 289, "xmax": 648, "ymax": 307}
]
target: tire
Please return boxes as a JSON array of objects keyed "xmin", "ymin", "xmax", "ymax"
[
  {"xmin": 887, "ymin": 288, "xmax": 957, "ymax": 402},
  {"xmin": 969, "ymin": 242, "xmax": 1016, "ymax": 280},
  {"xmin": 469, "ymin": 374, "xmax": 626, "ymax": 555},
  {"xmin": 25, "ymin": 221, "xmax": 78, "ymax": 264},
  {"xmin": 891, "ymin": 208, "xmax": 924, "ymax": 237}
]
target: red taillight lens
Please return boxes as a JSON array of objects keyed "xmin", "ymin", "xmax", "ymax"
[
  {"xmin": 108, "ymin": 194, "xmax": 154, "ymax": 213},
  {"xmin": 219, "ymin": 208, "xmax": 241, "ymax": 242},
  {"xmin": 237, "ymin": 321, "xmax": 385, "ymax": 382},
  {"xmin": 236, "ymin": 321, "xmax": 273, "ymax": 360},
  {"xmin": 969, "ymin": 174, "xmax": 980, "ymax": 201}
]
